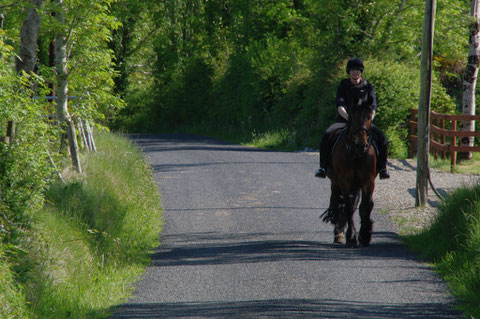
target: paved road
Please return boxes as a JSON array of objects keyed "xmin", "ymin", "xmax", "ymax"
[{"xmin": 111, "ymin": 134, "xmax": 460, "ymax": 318}]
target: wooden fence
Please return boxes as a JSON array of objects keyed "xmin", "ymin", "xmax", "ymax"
[{"xmin": 408, "ymin": 108, "xmax": 480, "ymax": 171}]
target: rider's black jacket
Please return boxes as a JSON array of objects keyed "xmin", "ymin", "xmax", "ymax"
[{"xmin": 335, "ymin": 78, "xmax": 377, "ymax": 122}]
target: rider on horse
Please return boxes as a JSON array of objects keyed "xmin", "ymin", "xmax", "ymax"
[{"xmin": 316, "ymin": 58, "xmax": 390, "ymax": 179}]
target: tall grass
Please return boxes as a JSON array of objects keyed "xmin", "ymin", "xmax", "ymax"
[
  {"xmin": 405, "ymin": 183, "xmax": 480, "ymax": 318},
  {"xmin": 0, "ymin": 244, "xmax": 29, "ymax": 319},
  {"xmin": 16, "ymin": 131, "xmax": 163, "ymax": 318}
]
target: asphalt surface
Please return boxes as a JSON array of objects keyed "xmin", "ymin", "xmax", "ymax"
[{"xmin": 111, "ymin": 134, "xmax": 461, "ymax": 318}]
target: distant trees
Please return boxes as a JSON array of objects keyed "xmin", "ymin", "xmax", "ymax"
[
  {"xmin": 1, "ymin": 0, "xmax": 475, "ymax": 158},
  {"xmin": 110, "ymin": 0, "xmax": 469, "ymax": 154}
]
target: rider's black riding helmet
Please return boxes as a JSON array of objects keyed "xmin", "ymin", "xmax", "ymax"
[{"xmin": 346, "ymin": 58, "xmax": 364, "ymax": 74}]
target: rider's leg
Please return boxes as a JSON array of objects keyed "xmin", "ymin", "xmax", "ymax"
[
  {"xmin": 316, "ymin": 122, "xmax": 344, "ymax": 178},
  {"xmin": 371, "ymin": 125, "xmax": 390, "ymax": 179},
  {"xmin": 316, "ymin": 135, "xmax": 328, "ymax": 178}
]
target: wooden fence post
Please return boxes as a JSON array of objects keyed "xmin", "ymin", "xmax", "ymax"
[
  {"xmin": 84, "ymin": 119, "xmax": 96, "ymax": 152},
  {"xmin": 451, "ymin": 120, "xmax": 457, "ymax": 172}
]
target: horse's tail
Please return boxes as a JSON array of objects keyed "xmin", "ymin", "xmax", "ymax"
[{"xmin": 321, "ymin": 204, "xmax": 341, "ymax": 224}]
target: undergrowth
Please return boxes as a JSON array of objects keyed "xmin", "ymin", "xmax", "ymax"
[{"xmin": 405, "ymin": 183, "xmax": 480, "ymax": 318}]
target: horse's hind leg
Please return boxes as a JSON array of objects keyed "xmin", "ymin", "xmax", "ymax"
[{"xmin": 359, "ymin": 187, "xmax": 374, "ymax": 247}]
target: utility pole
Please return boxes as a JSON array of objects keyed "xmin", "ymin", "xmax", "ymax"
[{"xmin": 416, "ymin": 0, "xmax": 436, "ymax": 207}]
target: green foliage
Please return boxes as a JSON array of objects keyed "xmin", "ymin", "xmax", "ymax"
[
  {"xmin": 406, "ymin": 184, "xmax": 480, "ymax": 317},
  {"xmin": 36, "ymin": 0, "xmax": 123, "ymax": 125},
  {"xmin": 112, "ymin": 0, "xmax": 470, "ymax": 158},
  {"xmin": 0, "ymin": 32, "xmax": 55, "ymax": 247}
]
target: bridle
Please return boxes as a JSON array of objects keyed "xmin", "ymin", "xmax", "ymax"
[{"xmin": 345, "ymin": 113, "xmax": 372, "ymax": 159}]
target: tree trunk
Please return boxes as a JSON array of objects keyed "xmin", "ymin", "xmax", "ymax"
[
  {"xmin": 16, "ymin": 0, "xmax": 44, "ymax": 74},
  {"xmin": 460, "ymin": 0, "xmax": 480, "ymax": 160},
  {"xmin": 9, "ymin": 0, "xmax": 44, "ymax": 145},
  {"xmin": 54, "ymin": 0, "xmax": 82, "ymax": 173}
]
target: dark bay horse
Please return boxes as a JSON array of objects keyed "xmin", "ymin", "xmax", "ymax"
[{"xmin": 321, "ymin": 100, "xmax": 377, "ymax": 247}]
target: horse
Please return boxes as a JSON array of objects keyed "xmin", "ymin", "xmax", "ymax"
[{"xmin": 321, "ymin": 98, "xmax": 377, "ymax": 247}]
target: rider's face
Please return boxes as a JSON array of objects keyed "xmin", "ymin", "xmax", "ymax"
[{"xmin": 349, "ymin": 69, "xmax": 362, "ymax": 84}]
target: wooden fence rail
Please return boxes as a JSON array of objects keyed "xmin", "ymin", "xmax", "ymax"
[{"xmin": 408, "ymin": 108, "xmax": 480, "ymax": 171}]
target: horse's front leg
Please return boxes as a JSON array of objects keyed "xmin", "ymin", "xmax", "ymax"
[
  {"xmin": 345, "ymin": 191, "xmax": 359, "ymax": 247},
  {"xmin": 359, "ymin": 183, "xmax": 375, "ymax": 246},
  {"xmin": 330, "ymin": 185, "xmax": 346, "ymax": 244}
]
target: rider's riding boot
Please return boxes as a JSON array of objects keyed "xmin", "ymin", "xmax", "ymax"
[
  {"xmin": 379, "ymin": 168, "xmax": 390, "ymax": 179},
  {"xmin": 315, "ymin": 168, "xmax": 327, "ymax": 178}
]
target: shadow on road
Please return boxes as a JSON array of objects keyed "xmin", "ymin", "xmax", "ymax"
[
  {"xmin": 149, "ymin": 231, "xmax": 421, "ymax": 267},
  {"xmin": 111, "ymin": 298, "xmax": 459, "ymax": 318}
]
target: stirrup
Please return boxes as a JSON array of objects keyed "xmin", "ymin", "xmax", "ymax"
[
  {"xmin": 315, "ymin": 168, "xmax": 327, "ymax": 178},
  {"xmin": 379, "ymin": 168, "xmax": 390, "ymax": 179}
]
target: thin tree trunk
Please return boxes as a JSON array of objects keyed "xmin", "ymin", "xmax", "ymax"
[
  {"xmin": 7, "ymin": 0, "xmax": 44, "ymax": 145},
  {"xmin": 460, "ymin": 0, "xmax": 480, "ymax": 160},
  {"xmin": 55, "ymin": 0, "xmax": 82, "ymax": 173},
  {"xmin": 16, "ymin": 0, "xmax": 44, "ymax": 73}
]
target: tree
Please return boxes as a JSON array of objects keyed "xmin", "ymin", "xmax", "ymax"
[
  {"xmin": 460, "ymin": 0, "xmax": 480, "ymax": 160},
  {"xmin": 16, "ymin": 0, "xmax": 44, "ymax": 74},
  {"xmin": 53, "ymin": 0, "xmax": 81, "ymax": 173}
]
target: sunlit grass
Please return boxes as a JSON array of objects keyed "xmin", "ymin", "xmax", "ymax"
[
  {"xmin": 22, "ymin": 131, "xmax": 163, "ymax": 318},
  {"xmin": 405, "ymin": 184, "xmax": 480, "ymax": 318},
  {"xmin": 243, "ymin": 129, "xmax": 298, "ymax": 151}
]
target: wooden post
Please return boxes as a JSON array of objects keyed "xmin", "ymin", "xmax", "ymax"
[
  {"xmin": 416, "ymin": 0, "xmax": 436, "ymax": 207},
  {"xmin": 409, "ymin": 109, "xmax": 416, "ymax": 158},
  {"xmin": 6, "ymin": 120, "xmax": 15, "ymax": 145},
  {"xmin": 77, "ymin": 118, "xmax": 88, "ymax": 151},
  {"xmin": 441, "ymin": 119, "xmax": 446, "ymax": 159},
  {"xmin": 84, "ymin": 120, "xmax": 96, "ymax": 152},
  {"xmin": 451, "ymin": 120, "xmax": 457, "ymax": 172}
]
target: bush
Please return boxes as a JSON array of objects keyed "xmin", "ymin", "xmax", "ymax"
[
  {"xmin": 0, "ymin": 40, "xmax": 55, "ymax": 248},
  {"xmin": 361, "ymin": 57, "xmax": 456, "ymax": 158}
]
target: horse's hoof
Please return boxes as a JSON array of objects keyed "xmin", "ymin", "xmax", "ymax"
[
  {"xmin": 346, "ymin": 240, "xmax": 358, "ymax": 248},
  {"xmin": 359, "ymin": 235, "xmax": 371, "ymax": 247},
  {"xmin": 334, "ymin": 233, "xmax": 346, "ymax": 244}
]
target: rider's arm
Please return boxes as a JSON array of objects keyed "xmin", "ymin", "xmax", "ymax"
[{"xmin": 338, "ymin": 106, "xmax": 348, "ymax": 120}]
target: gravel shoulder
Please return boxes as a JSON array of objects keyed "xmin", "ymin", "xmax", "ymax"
[{"xmin": 374, "ymin": 159, "xmax": 479, "ymax": 234}]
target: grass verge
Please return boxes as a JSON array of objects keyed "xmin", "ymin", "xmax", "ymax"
[
  {"xmin": 429, "ymin": 152, "xmax": 480, "ymax": 174},
  {"xmin": 3, "ymin": 131, "xmax": 163, "ymax": 318},
  {"xmin": 405, "ymin": 183, "xmax": 480, "ymax": 318}
]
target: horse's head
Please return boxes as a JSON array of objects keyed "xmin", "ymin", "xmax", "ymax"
[{"xmin": 346, "ymin": 95, "xmax": 374, "ymax": 157}]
